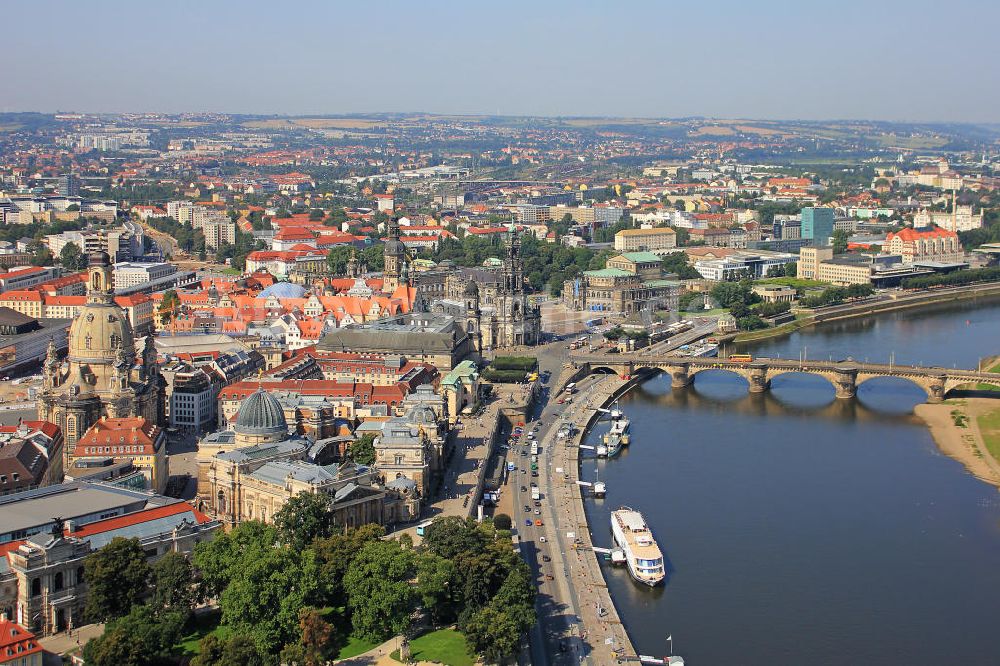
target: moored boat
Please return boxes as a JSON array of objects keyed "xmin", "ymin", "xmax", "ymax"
[{"xmin": 611, "ymin": 507, "xmax": 665, "ymax": 586}]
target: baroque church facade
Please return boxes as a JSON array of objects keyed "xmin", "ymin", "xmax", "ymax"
[{"xmin": 39, "ymin": 250, "xmax": 165, "ymax": 447}]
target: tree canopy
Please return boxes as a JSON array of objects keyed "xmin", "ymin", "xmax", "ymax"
[{"xmin": 83, "ymin": 537, "xmax": 152, "ymax": 623}]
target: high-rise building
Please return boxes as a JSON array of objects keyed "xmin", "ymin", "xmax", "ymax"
[
  {"xmin": 57, "ymin": 174, "xmax": 80, "ymax": 197},
  {"xmin": 801, "ymin": 207, "xmax": 835, "ymax": 246}
]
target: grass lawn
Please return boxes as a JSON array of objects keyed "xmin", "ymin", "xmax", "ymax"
[
  {"xmin": 221, "ymin": 267, "xmax": 243, "ymax": 276},
  {"xmin": 390, "ymin": 628, "xmax": 474, "ymax": 666},
  {"xmin": 977, "ymin": 407, "xmax": 1000, "ymax": 463},
  {"xmin": 336, "ymin": 635, "xmax": 380, "ymax": 659},
  {"xmin": 174, "ymin": 610, "xmax": 230, "ymax": 656}
]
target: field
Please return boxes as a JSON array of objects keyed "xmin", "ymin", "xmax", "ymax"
[
  {"xmin": 390, "ymin": 629, "xmax": 474, "ymax": 666},
  {"xmin": 873, "ymin": 132, "xmax": 948, "ymax": 150},
  {"xmin": 243, "ymin": 117, "xmax": 381, "ymax": 130},
  {"xmin": 977, "ymin": 407, "xmax": 1000, "ymax": 463},
  {"xmin": 336, "ymin": 635, "xmax": 379, "ymax": 659},
  {"xmin": 173, "ymin": 611, "xmax": 230, "ymax": 656}
]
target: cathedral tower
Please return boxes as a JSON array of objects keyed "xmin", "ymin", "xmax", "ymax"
[{"xmin": 382, "ymin": 218, "xmax": 405, "ymax": 293}]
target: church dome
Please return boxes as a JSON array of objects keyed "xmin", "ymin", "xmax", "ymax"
[
  {"xmin": 234, "ymin": 388, "xmax": 288, "ymax": 435},
  {"xmin": 89, "ymin": 250, "xmax": 111, "ymax": 267},
  {"xmin": 68, "ymin": 302, "xmax": 136, "ymax": 365},
  {"xmin": 463, "ymin": 280, "xmax": 479, "ymax": 296},
  {"xmin": 259, "ymin": 282, "xmax": 307, "ymax": 299}
]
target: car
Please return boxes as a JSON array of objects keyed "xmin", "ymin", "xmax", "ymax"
[
  {"xmin": 534, "ymin": 509, "xmax": 541, "ymax": 515},
  {"xmin": 542, "ymin": 555, "xmax": 551, "ymax": 562},
  {"xmin": 520, "ymin": 485, "xmax": 527, "ymax": 492},
  {"xmin": 521, "ymin": 450, "xmax": 527, "ymax": 456},
  {"xmin": 524, "ymin": 505, "xmax": 531, "ymax": 512},
  {"xmin": 539, "ymin": 536, "xmax": 547, "ymax": 543},
  {"xmin": 525, "ymin": 519, "xmax": 533, "ymax": 527},
  {"xmin": 534, "ymin": 501, "xmax": 541, "ymax": 507},
  {"xmin": 535, "ymin": 519, "xmax": 543, "ymax": 526},
  {"xmin": 531, "ymin": 471, "xmax": 539, "ymax": 477}
]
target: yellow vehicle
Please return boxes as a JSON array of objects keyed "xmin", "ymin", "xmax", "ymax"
[{"xmin": 729, "ymin": 353, "xmax": 753, "ymax": 363}]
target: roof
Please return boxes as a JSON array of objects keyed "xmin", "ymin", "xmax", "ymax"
[
  {"xmin": 0, "ymin": 618, "xmax": 42, "ymax": 661},
  {"xmin": 887, "ymin": 226, "xmax": 959, "ymax": 242},
  {"xmin": 616, "ymin": 227, "xmax": 676, "ymax": 236},
  {"xmin": 583, "ymin": 268, "xmax": 632, "ymax": 278},
  {"xmin": 618, "ymin": 251, "xmax": 663, "ymax": 264}
]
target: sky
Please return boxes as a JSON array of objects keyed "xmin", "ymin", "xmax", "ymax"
[{"xmin": 5, "ymin": 0, "xmax": 1000, "ymax": 123}]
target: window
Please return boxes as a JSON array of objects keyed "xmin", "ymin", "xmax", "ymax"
[
  {"xmin": 30, "ymin": 578, "xmax": 40, "ymax": 597},
  {"xmin": 53, "ymin": 571, "xmax": 63, "ymax": 591}
]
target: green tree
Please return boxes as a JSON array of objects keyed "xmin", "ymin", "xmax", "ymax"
[
  {"xmin": 221, "ymin": 545, "xmax": 320, "ymax": 655},
  {"xmin": 416, "ymin": 552, "xmax": 460, "ymax": 624},
  {"xmin": 832, "ymin": 228, "xmax": 849, "ymax": 254},
  {"xmin": 192, "ymin": 634, "xmax": 265, "ymax": 666},
  {"xmin": 660, "ymin": 251, "xmax": 700, "ymax": 279},
  {"xmin": 349, "ymin": 433, "xmax": 376, "ymax": 465},
  {"xmin": 159, "ymin": 289, "xmax": 181, "ymax": 325},
  {"xmin": 192, "ymin": 521, "xmax": 278, "ymax": 600},
  {"xmin": 83, "ymin": 537, "xmax": 151, "ymax": 622},
  {"xmin": 361, "ymin": 245, "xmax": 384, "ymax": 271},
  {"xmin": 308, "ymin": 208, "xmax": 325, "ymax": 221},
  {"xmin": 324, "ymin": 208, "xmax": 348, "ymax": 227},
  {"xmin": 463, "ymin": 604, "xmax": 526, "ymax": 664},
  {"xmin": 59, "ymin": 241, "xmax": 86, "ymax": 270},
  {"xmin": 82, "ymin": 605, "xmax": 185, "ymax": 666},
  {"xmin": 423, "ymin": 516, "xmax": 488, "ymax": 560},
  {"xmin": 783, "ymin": 262, "xmax": 797, "ymax": 277},
  {"xmin": 273, "ymin": 491, "xmax": 335, "ymax": 550},
  {"xmin": 311, "ymin": 523, "xmax": 385, "ymax": 608},
  {"xmin": 327, "ymin": 245, "xmax": 353, "ymax": 275},
  {"xmin": 30, "ymin": 243, "xmax": 53, "ymax": 266},
  {"xmin": 344, "ymin": 539, "xmax": 416, "ymax": 641},
  {"xmin": 151, "ymin": 551, "xmax": 197, "ymax": 613}
]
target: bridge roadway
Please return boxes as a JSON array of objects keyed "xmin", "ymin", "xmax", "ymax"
[{"xmin": 570, "ymin": 352, "xmax": 1000, "ymax": 402}]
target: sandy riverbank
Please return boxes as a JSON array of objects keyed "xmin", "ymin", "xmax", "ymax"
[{"xmin": 914, "ymin": 398, "xmax": 1000, "ymax": 489}]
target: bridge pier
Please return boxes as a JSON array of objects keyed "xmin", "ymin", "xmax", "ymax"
[
  {"xmin": 748, "ymin": 365, "xmax": 770, "ymax": 393},
  {"xmin": 667, "ymin": 363, "xmax": 692, "ymax": 389},
  {"xmin": 833, "ymin": 367, "xmax": 859, "ymax": 400},
  {"xmin": 927, "ymin": 376, "xmax": 946, "ymax": 403}
]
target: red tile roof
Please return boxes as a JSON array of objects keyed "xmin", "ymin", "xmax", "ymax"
[{"xmin": 68, "ymin": 502, "xmax": 211, "ymax": 538}]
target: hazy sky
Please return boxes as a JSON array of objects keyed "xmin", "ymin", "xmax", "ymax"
[{"xmin": 6, "ymin": 0, "xmax": 999, "ymax": 122}]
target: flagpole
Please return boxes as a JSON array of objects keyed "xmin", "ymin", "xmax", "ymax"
[{"xmin": 667, "ymin": 634, "xmax": 673, "ymax": 657}]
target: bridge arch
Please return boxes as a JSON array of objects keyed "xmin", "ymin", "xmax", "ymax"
[{"xmin": 855, "ymin": 375, "xmax": 933, "ymax": 400}]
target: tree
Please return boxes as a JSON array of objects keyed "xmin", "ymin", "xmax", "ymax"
[
  {"xmin": 324, "ymin": 208, "xmax": 348, "ymax": 227},
  {"xmin": 192, "ymin": 521, "xmax": 279, "ymax": 600},
  {"xmin": 832, "ymin": 229, "xmax": 849, "ymax": 254},
  {"xmin": 30, "ymin": 243, "xmax": 53, "ymax": 266},
  {"xmin": 82, "ymin": 605, "xmax": 185, "ymax": 666},
  {"xmin": 493, "ymin": 513, "xmax": 512, "ymax": 531},
  {"xmin": 311, "ymin": 523, "xmax": 385, "ymax": 608},
  {"xmin": 660, "ymin": 251, "xmax": 700, "ymax": 279},
  {"xmin": 59, "ymin": 241, "xmax": 86, "ymax": 270},
  {"xmin": 423, "ymin": 516, "xmax": 488, "ymax": 560},
  {"xmin": 349, "ymin": 433, "xmax": 376, "ymax": 465},
  {"xmin": 343, "ymin": 540, "xmax": 416, "ymax": 641},
  {"xmin": 220, "ymin": 545, "xmax": 320, "ymax": 655},
  {"xmin": 416, "ymin": 552, "xmax": 460, "ymax": 624},
  {"xmin": 327, "ymin": 245, "xmax": 353, "ymax": 275},
  {"xmin": 66, "ymin": 203, "xmax": 80, "ymax": 212},
  {"xmin": 192, "ymin": 634, "xmax": 265, "ymax": 666},
  {"xmin": 159, "ymin": 289, "xmax": 181, "ymax": 325},
  {"xmin": 151, "ymin": 551, "xmax": 196, "ymax": 613},
  {"xmin": 783, "ymin": 262, "xmax": 797, "ymax": 278},
  {"xmin": 273, "ymin": 491, "xmax": 335, "ymax": 549},
  {"xmin": 297, "ymin": 607, "xmax": 334, "ymax": 666},
  {"xmin": 463, "ymin": 604, "xmax": 526, "ymax": 664},
  {"xmin": 308, "ymin": 208, "xmax": 325, "ymax": 221},
  {"xmin": 83, "ymin": 537, "xmax": 151, "ymax": 622}
]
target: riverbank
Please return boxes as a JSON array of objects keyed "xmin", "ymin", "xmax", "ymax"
[
  {"xmin": 914, "ymin": 398, "xmax": 1000, "ymax": 489},
  {"xmin": 733, "ymin": 282, "xmax": 1000, "ymax": 344}
]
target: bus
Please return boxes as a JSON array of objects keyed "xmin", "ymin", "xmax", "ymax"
[
  {"xmin": 564, "ymin": 383, "xmax": 577, "ymax": 394},
  {"xmin": 415, "ymin": 520, "xmax": 434, "ymax": 537},
  {"xmin": 729, "ymin": 353, "xmax": 753, "ymax": 363}
]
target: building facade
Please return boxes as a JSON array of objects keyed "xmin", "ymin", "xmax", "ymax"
[{"xmin": 38, "ymin": 252, "xmax": 165, "ymax": 448}]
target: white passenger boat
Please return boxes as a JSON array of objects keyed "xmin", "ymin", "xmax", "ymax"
[{"xmin": 611, "ymin": 507, "xmax": 665, "ymax": 586}]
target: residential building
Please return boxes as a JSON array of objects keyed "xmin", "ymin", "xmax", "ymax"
[
  {"xmin": 70, "ymin": 417, "xmax": 168, "ymax": 494},
  {"xmin": 883, "ymin": 227, "xmax": 963, "ymax": 264},
  {"xmin": 614, "ymin": 227, "xmax": 678, "ymax": 254},
  {"xmin": 112, "ymin": 262, "xmax": 176, "ymax": 290},
  {"xmin": 0, "ymin": 617, "xmax": 44, "ymax": 665},
  {"xmin": 0, "ymin": 422, "xmax": 64, "ymax": 495}
]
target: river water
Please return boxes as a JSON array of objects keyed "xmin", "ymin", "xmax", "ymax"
[{"xmin": 582, "ymin": 298, "xmax": 1000, "ymax": 665}]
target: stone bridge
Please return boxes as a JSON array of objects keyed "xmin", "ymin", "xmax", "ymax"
[{"xmin": 569, "ymin": 353, "xmax": 1000, "ymax": 403}]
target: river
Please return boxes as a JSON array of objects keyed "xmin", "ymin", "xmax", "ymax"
[{"xmin": 582, "ymin": 298, "xmax": 1000, "ymax": 665}]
